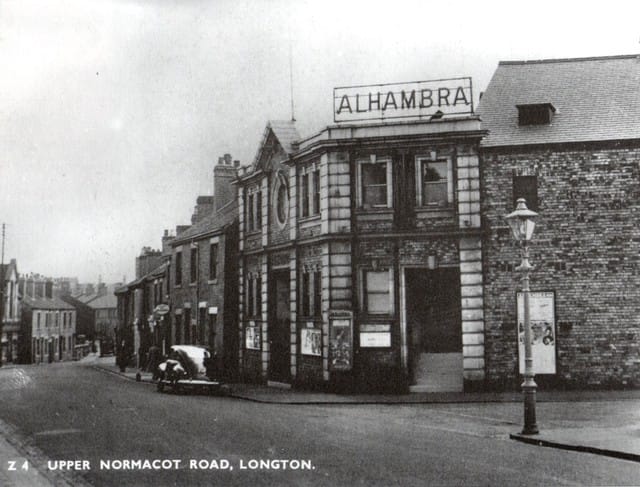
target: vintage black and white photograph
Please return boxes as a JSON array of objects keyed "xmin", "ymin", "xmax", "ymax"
[{"xmin": 1, "ymin": 0, "xmax": 640, "ymax": 485}]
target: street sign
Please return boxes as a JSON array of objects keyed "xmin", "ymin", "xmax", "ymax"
[{"xmin": 154, "ymin": 304, "xmax": 170, "ymax": 316}]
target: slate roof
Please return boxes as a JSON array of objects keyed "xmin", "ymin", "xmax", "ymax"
[
  {"xmin": 23, "ymin": 295, "xmax": 75, "ymax": 310},
  {"xmin": 268, "ymin": 120, "xmax": 300, "ymax": 155},
  {"xmin": 243, "ymin": 120, "xmax": 301, "ymax": 178},
  {"xmin": 86, "ymin": 293, "xmax": 117, "ymax": 309},
  {"xmin": 171, "ymin": 198, "xmax": 237, "ymax": 245},
  {"xmin": 478, "ymin": 54, "xmax": 640, "ymax": 147},
  {"xmin": 77, "ymin": 293, "xmax": 100, "ymax": 304}
]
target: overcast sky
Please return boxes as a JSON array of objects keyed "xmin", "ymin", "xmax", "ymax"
[{"xmin": 1, "ymin": 0, "xmax": 638, "ymax": 284}]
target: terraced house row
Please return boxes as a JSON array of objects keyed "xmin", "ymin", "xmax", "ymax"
[{"xmin": 118, "ymin": 54, "xmax": 640, "ymax": 393}]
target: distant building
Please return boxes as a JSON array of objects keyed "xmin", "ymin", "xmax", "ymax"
[
  {"xmin": 1, "ymin": 259, "xmax": 20, "ymax": 364},
  {"xmin": 88, "ymin": 293, "xmax": 118, "ymax": 342},
  {"xmin": 19, "ymin": 277, "xmax": 76, "ymax": 363}
]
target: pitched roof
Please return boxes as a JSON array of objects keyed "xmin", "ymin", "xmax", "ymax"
[
  {"xmin": 172, "ymin": 198, "xmax": 237, "ymax": 245},
  {"xmin": 86, "ymin": 293, "xmax": 117, "ymax": 309},
  {"xmin": 242, "ymin": 120, "xmax": 300, "ymax": 178},
  {"xmin": 23, "ymin": 295, "xmax": 75, "ymax": 310},
  {"xmin": 268, "ymin": 120, "xmax": 300, "ymax": 155},
  {"xmin": 77, "ymin": 293, "xmax": 100, "ymax": 304},
  {"xmin": 478, "ymin": 54, "xmax": 640, "ymax": 147}
]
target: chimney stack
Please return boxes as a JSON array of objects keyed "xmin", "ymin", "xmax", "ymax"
[
  {"xmin": 45, "ymin": 281, "xmax": 53, "ymax": 299},
  {"xmin": 213, "ymin": 153, "xmax": 239, "ymax": 211}
]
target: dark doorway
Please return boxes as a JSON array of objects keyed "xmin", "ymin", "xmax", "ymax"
[
  {"xmin": 405, "ymin": 267, "xmax": 462, "ymax": 391},
  {"xmin": 268, "ymin": 269, "xmax": 290, "ymax": 382}
]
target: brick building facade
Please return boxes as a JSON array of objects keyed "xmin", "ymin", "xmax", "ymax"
[
  {"xmin": 168, "ymin": 155, "xmax": 240, "ymax": 379},
  {"xmin": 478, "ymin": 55, "xmax": 640, "ymax": 389}
]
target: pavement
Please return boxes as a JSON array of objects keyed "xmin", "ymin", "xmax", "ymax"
[{"xmin": 85, "ymin": 354, "xmax": 640, "ymax": 464}]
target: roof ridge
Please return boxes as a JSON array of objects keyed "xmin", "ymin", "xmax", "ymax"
[{"xmin": 499, "ymin": 54, "xmax": 640, "ymax": 66}]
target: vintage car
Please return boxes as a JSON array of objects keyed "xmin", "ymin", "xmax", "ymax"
[{"xmin": 156, "ymin": 345, "xmax": 228, "ymax": 395}]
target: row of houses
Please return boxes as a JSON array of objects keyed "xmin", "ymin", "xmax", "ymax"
[
  {"xmin": 117, "ymin": 54, "xmax": 640, "ymax": 393},
  {"xmin": 0, "ymin": 265, "xmax": 119, "ymax": 365}
]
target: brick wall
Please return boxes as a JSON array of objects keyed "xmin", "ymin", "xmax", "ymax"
[{"xmin": 482, "ymin": 143, "xmax": 640, "ymax": 389}]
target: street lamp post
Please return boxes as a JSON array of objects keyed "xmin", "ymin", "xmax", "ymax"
[{"xmin": 505, "ymin": 198, "xmax": 539, "ymax": 435}]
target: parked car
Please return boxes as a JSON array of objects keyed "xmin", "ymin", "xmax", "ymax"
[{"xmin": 156, "ymin": 345, "xmax": 228, "ymax": 395}]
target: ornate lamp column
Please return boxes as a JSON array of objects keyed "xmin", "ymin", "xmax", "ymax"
[{"xmin": 505, "ymin": 198, "xmax": 539, "ymax": 435}]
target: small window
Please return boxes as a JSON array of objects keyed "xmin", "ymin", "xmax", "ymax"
[
  {"xmin": 312, "ymin": 170, "xmax": 320, "ymax": 215},
  {"xmin": 256, "ymin": 276, "xmax": 262, "ymax": 317},
  {"xmin": 246, "ymin": 277, "xmax": 253, "ymax": 316},
  {"xmin": 363, "ymin": 270, "xmax": 392, "ymax": 315},
  {"xmin": 209, "ymin": 243, "xmax": 218, "ymax": 280},
  {"xmin": 175, "ymin": 251, "xmax": 182, "ymax": 286},
  {"xmin": 247, "ymin": 193, "xmax": 254, "ymax": 230},
  {"xmin": 416, "ymin": 157, "xmax": 453, "ymax": 207},
  {"xmin": 190, "ymin": 246, "xmax": 198, "ymax": 283},
  {"xmin": 517, "ymin": 103, "xmax": 555, "ymax": 126},
  {"xmin": 301, "ymin": 272, "xmax": 310, "ymax": 317},
  {"xmin": 313, "ymin": 271, "xmax": 322, "ymax": 318},
  {"xmin": 255, "ymin": 190, "xmax": 262, "ymax": 229},
  {"xmin": 300, "ymin": 269, "xmax": 322, "ymax": 318},
  {"xmin": 301, "ymin": 173, "xmax": 309, "ymax": 218},
  {"xmin": 512, "ymin": 175, "xmax": 538, "ymax": 211},
  {"xmin": 361, "ymin": 163, "xmax": 387, "ymax": 207},
  {"xmin": 246, "ymin": 275, "xmax": 261, "ymax": 318}
]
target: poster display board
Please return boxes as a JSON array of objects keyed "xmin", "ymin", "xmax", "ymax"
[
  {"xmin": 329, "ymin": 311, "xmax": 353, "ymax": 371},
  {"xmin": 301, "ymin": 328, "xmax": 321, "ymax": 356},
  {"xmin": 517, "ymin": 291, "xmax": 556, "ymax": 374},
  {"xmin": 245, "ymin": 323, "xmax": 261, "ymax": 350}
]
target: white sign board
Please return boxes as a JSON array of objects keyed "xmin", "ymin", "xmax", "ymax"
[
  {"xmin": 517, "ymin": 291, "xmax": 556, "ymax": 374},
  {"xmin": 333, "ymin": 77, "xmax": 473, "ymax": 123},
  {"xmin": 359, "ymin": 332, "xmax": 391, "ymax": 348}
]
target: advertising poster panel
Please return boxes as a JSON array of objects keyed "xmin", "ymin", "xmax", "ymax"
[{"xmin": 517, "ymin": 291, "xmax": 556, "ymax": 374}]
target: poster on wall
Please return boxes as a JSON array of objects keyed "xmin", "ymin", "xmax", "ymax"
[
  {"xmin": 245, "ymin": 325, "xmax": 261, "ymax": 350},
  {"xmin": 329, "ymin": 311, "xmax": 353, "ymax": 371},
  {"xmin": 517, "ymin": 291, "xmax": 556, "ymax": 374},
  {"xmin": 301, "ymin": 328, "xmax": 321, "ymax": 356}
]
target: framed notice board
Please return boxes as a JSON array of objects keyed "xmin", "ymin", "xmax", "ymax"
[
  {"xmin": 329, "ymin": 311, "xmax": 353, "ymax": 371},
  {"xmin": 517, "ymin": 291, "xmax": 556, "ymax": 374}
]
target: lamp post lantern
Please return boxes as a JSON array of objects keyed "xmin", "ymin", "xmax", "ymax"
[{"xmin": 505, "ymin": 198, "xmax": 539, "ymax": 435}]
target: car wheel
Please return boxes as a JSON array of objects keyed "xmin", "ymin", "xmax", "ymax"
[{"xmin": 157, "ymin": 381, "xmax": 165, "ymax": 393}]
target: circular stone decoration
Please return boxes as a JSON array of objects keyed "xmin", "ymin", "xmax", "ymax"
[{"xmin": 274, "ymin": 171, "xmax": 289, "ymax": 228}]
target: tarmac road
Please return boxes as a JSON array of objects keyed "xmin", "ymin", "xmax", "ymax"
[{"xmin": 0, "ymin": 362, "xmax": 638, "ymax": 486}]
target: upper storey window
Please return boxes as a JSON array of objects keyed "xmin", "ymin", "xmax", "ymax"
[
  {"xmin": 516, "ymin": 103, "xmax": 555, "ymax": 126},
  {"xmin": 300, "ymin": 165, "xmax": 321, "ymax": 218},
  {"xmin": 416, "ymin": 156, "xmax": 453, "ymax": 208},
  {"xmin": 357, "ymin": 155, "xmax": 393, "ymax": 209},
  {"xmin": 245, "ymin": 186, "xmax": 262, "ymax": 233}
]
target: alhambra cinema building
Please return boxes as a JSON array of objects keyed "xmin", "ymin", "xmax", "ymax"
[{"xmin": 236, "ymin": 77, "xmax": 488, "ymax": 393}]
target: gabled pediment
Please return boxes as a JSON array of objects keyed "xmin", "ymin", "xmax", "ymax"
[{"xmin": 252, "ymin": 120, "xmax": 300, "ymax": 174}]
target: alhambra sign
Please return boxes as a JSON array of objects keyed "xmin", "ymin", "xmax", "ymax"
[{"xmin": 333, "ymin": 77, "xmax": 473, "ymax": 123}]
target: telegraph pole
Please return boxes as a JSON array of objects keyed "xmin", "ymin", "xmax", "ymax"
[{"xmin": 0, "ymin": 223, "xmax": 5, "ymax": 367}]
